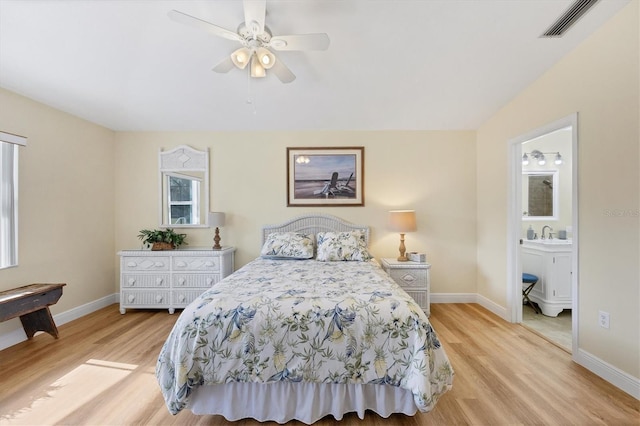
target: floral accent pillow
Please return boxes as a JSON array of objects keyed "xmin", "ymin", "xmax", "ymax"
[
  {"xmin": 260, "ymin": 232, "xmax": 315, "ymax": 259},
  {"xmin": 316, "ymin": 230, "xmax": 372, "ymax": 262}
]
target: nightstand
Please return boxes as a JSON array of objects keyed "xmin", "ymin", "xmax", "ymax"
[{"xmin": 381, "ymin": 258, "xmax": 431, "ymax": 316}]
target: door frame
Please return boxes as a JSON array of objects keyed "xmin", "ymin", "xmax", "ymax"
[{"xmin": 506, "ymin": 113, "xmax": 579, "ymax": 356}]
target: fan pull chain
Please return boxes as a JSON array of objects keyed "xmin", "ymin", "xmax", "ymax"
[{"xmin": 246, "ymin": 68, "xmax": 257, "ymax": 115}]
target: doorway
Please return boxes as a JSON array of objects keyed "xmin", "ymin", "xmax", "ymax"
[{"xmin": 507, "ymin": 113, "xmax": 578, "ymax": 356}]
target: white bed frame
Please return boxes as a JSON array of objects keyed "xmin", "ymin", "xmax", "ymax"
[
  {"xmin": 261, "ymin": 213, "xmax": 370, "ymax": 246},
  {"xmin": 187, "ymin": 214, "xmax": 417, "ymax": 424}
]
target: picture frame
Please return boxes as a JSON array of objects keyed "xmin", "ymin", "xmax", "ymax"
[{"xmin": 287, "ymin": 147, "xmax": 364, "ymax": 207}]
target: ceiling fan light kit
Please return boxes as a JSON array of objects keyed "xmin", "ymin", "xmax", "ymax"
[{"xmin": 169, "ymin": 0, "xmax": 329, "ymax": 84}]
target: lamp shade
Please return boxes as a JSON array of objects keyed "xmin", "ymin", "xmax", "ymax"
[
  {"xmin": 388, "ymin": 210, "xmax": 417, "ymax": 232},
  {"xmin": 208, "ymin": 212, "xmax": 226, "ymax": 228}
]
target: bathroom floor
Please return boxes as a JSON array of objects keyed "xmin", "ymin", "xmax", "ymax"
[{"xmin": 522, "ymin": 303, "xmax": 572, "ymax": 352}]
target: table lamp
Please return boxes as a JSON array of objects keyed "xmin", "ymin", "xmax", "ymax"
[
  {"xmin": 208, "ymin": 212, "xmax": 226, "ymax": 250},
  {"xmin": 388, "ymin": 210, "xmax": 417, "ymax": 261}
]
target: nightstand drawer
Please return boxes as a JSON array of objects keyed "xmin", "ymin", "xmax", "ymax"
[
  {"xmin": 405, "ymin": 290, "xmax": 429, "ymax": 312},
  {"xmin": 388, "ymin": 268, "xmax": 427, "ymax": 288}
]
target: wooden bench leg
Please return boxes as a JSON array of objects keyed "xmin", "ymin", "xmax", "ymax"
[{"xmin": 19, "ymin": 307, "xmax": 60, "ymax": 339}]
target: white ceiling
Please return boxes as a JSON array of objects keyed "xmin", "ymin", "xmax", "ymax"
[{"xmin": 0, "ymin": 0, "xmax": 630, "ymax": 131}]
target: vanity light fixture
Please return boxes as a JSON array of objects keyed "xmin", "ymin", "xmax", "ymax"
[
  {"xmin": 554, "ymin": 152, "xmax": 563, "ymax": 165},
  {"xmin": 522, "ymin": 150, "xmax": 563, "ymax": 166}
]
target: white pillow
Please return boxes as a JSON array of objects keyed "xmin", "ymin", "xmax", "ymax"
[
  {"xmin": 316, "ymin": 230, "xmax": 372, "ymax": 262},
  {"xmin": 260, "ymin": 232, "xmax": 315, "ymax": 259}
]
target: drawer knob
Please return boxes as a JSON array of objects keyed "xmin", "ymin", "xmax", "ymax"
[
  {"xmin": 128, "ymin": 278, "xmax": 136, "ymax": 286},
  {"xmin": 178, "ymin": 277, "xmax": 186, "ymax": 286},
  {"xmin": 176, "ymin": 261, "xmax": 187, "ymax": 267},
  {"xmin": 206, "ymin": 278, "xmax": 213, "ymax": 285},
  {"xmin": 205, "ymin": 261, "xmax": 215, "ymax": 267},
  {"xmin": 127, "ymin": 294, "xmax": 135, "ymax": 303},
  {"xmin": 156, "ymin": 295, "xmax": 163, "ymax": 303},
  {"xmin": 154, "ymin": 262, "xmax": 164, "ymax": 267},
  {"xmin": 178, "ymin": 294, "xmax": 186, "ymax": 302},
  {"xmin": 127, "ymin": 261, "xmax": 137, "ymax": 268},
  {"xmin": 156, "ymin": 278, "xmax": 164, "ymax": 286}
]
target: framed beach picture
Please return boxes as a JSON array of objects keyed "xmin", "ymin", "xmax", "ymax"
[{"xmin": 287, "ymin": 147, "xmax": 364, "ymax": 207}]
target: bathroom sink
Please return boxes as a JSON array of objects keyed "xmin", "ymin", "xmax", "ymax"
[{"xmin": 524, "ymin": 238, "xmax": 572, "ymax": 245}]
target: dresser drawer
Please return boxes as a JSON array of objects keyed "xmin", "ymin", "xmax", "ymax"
[
  {"xmin": 121, "ymin": 290, "xmax": 170, "ymax": 306},
  {"xmin": 172, "ymin": 256, "xmax": 220, "ymax": 272},
  {"xmin": 172, "ymin": 289, "xmax": 209, "ymax": 306},
  {"xmin": 388, "ymin": 268, "xmax": 427, "ymax": 288},
  {"xmin": 173, "ymin": 274, "xmax": 220, "ymax": 288},
  {"xmin": 122, "ymin": 257, "xmax": 170, "ymax": 271},
  {"xmin": 122, "ymin": 274, "xmax": 169, "ymax": 288}
]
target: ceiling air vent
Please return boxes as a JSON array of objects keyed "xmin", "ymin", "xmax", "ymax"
[{"xmin": 541, "ymin": 0, "xmax": 600, "ymax": 38}]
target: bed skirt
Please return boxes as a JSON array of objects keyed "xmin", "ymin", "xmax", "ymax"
[{"xmin": 187, "ymin": 382, "xmax": 418, "ymax": 424}]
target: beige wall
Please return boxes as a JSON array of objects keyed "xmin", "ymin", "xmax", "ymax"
[
  {"xmin": 0, "ymin": 88, "xmax": 116, "ymax": 336},
  {"xmin": 477, "ymin": 1, "xmax": 639, "ymax": 377},
  {"xmin": 114, "ymin": 131, "xmax": 478, "ymax": 295}
]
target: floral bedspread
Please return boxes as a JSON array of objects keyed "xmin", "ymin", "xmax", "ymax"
[{"xmin": 156, "ymin": 258, "xmax": 454, "ymax": 415}]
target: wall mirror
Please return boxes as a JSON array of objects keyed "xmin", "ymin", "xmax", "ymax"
[
  {"xmin": 522, "ymin": 170, "xmax": 558, "ymax": 220},
  {"xmin": 159, "ymin": 145, "xmax": 209, "ymax": 228}
]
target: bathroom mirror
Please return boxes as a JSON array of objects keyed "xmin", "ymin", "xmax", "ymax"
[
  {"xmin": 159, "ymin": 145, "xmax": 209, "ymax": 228},
  {"xmin": 522, "ymin": 170, "xmax": 558, "ymax": 221}
]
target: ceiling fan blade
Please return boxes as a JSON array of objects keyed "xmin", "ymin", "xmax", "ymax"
[
  {"xmin": 243, "ymin": 0, "xmax": 266, "ymax": 36},
  {"xmin": 212, "ymin": 56, "xmax": 235, "ymax": 73},
  {"xmin": 269, "ymin": 33, "xmax": 330, "ymax": 51},
  {"xmin": 168, "ymin": 10, "xmax": 242, "ymax": 42},
  {"xmin": 270, "ymin": 58, "xmax": 296, "ymax": 84}
]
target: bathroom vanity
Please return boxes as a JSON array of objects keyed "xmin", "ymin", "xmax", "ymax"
[{"xmin": 521, "ymin": 239, "xmax": 572, "ymax": 317}]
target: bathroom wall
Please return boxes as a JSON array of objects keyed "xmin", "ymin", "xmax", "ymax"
[{"xmin": 521, "ymin": 128, "xmax": 573, "ymax": 239}]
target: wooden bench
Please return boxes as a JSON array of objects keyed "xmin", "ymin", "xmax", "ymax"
[{"xmin": 0, "ymin": 283, "xmax": 66, "ymax": 339}]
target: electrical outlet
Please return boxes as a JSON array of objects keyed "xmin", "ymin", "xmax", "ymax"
[{"xmin": 599, "ymin": 311, "xmax": 610, "ymax": 329}]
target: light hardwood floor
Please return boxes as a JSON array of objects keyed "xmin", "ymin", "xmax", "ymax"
[{"xmin": 0, "ymin": 303, "xmax": 638, "ymax": 425}]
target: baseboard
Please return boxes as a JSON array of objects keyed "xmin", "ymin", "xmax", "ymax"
[
  {"xmin": 575, "ymin": 349, "xmax": 640, "ymax": 400},
  {"xmin": 0, "ymin": 293, "xmax": 117, "ymax": 351},
  {"xmin": 432, "ymin": 292, "xmax": 509, "ymax": 321}
]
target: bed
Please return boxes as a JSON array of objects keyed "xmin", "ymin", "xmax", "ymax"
[{"xmin": 156, "ymin": 214, "xmax": 453, "ymax": 424}]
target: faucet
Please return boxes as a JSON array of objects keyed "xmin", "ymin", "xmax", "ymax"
[{"xmin": 541, "ymin": 225, "xmax": 553, "ymax": 239}]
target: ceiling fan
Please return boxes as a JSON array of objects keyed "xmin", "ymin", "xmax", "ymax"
[{"xmin": 168, "ymin": 0, "xmax": 330, "ymax": 84}]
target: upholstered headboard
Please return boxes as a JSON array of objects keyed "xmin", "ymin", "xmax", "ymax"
[{"xmin": 261, "ymin": 214, "xmax": 369, "ymax": 247}]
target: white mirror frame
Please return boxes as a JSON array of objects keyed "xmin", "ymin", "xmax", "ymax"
[
  {"xmin": 158, "ymin": 145, "xmax": 209, "ymax": 228},
  {"xmin": 522, "ymin": 170, "xmax": 559, "ymax": 221}
]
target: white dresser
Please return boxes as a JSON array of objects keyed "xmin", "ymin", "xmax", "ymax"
[
  {"xmin": 118, "ymin": 247, "xmax": 235, "ymax": 314},
  {"xmin": 380, "ymin": 258, "xmax": 431, "ymax": 316}
]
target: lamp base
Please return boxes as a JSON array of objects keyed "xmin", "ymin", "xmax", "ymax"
[
  {"xmin": 397, "ymin": 233, "xmax": 408, "ymax": 262},
  {"xmin": 212, "ymin": 227, "xmax": 222, "ymax": 250}
]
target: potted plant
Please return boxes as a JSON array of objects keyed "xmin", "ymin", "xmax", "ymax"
[{"xmin": 138, "ymin": 228, "xmax": 187, "ymax": 251}]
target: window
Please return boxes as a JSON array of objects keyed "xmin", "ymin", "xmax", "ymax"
[
  {"xmin": 166, "ymin": 173, "xmax": 201, "ymax": 225},
  {"xmin": 0, "ymin": 132, "xmax": 26, "ymax": 269}
]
